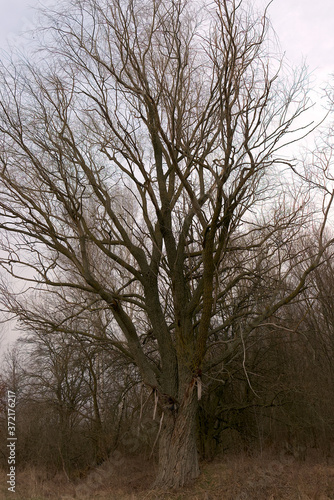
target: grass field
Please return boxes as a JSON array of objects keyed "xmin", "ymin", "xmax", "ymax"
[{"xmin": 1, "ymin": 452, "xmax": 334, "ymax": 499}]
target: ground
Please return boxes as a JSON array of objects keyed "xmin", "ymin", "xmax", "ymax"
[{"xmin": 1, "ymin": 452, "xmax": 334, "ymax": 499}]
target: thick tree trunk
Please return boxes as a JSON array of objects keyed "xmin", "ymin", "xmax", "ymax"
[{"xmin": 153, "ymin": 388, "xmax": 200, "ymax": 489}]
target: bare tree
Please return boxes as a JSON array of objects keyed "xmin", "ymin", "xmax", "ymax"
[{"xmin": 0, "ymin": 0, "xmax": 332, "ymax": 488}]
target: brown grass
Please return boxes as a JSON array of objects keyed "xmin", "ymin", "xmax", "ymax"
[{"xmin": 1, "ymin": 452, "xmax": 334, "ymax": 499}]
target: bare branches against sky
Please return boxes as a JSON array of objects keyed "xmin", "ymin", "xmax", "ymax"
[{"xmin": 1, "ymin": 0, "xmax": 334, "ymax": 83}]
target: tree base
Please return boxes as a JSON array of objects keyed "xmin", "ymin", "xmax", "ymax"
[{"xmin": 152, "ymin": 393, "xmax": 200, "ymax": 489}]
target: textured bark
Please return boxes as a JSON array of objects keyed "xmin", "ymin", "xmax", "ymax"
[{"xmin": 153, "ymin": 390, "xmax": 199, "ymax": 489}]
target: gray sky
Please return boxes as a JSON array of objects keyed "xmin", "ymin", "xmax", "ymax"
[
  {"xmin": 268, "ymin": 0, "xmax": 334, "ymax": 85},
  {"xmin": 0, "ymin": 0, "xmax": 39, "ymax": 49},
  {"xmin": 0, "ymin": 0, "xmax": 334, "ymax": 81}
]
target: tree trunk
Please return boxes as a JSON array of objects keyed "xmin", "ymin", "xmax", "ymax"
[{"xmin": 153, "ymin": 388, "xmax": 200, "ymax": 489}]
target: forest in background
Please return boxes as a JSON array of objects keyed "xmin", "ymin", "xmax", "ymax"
[{"xmin": 2, "ymin": 230, "xmax": 334, "ymax": 477}]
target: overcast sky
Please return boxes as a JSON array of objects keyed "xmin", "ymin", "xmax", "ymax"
[
  {"xmin": 0, "ymin": 0, "xmax": 38, "ymax": 47},
  {"xmin": 0, "ymin": 0, "xmax": 334, "ymax": 84}
]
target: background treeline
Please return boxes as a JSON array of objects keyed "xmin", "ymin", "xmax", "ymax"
[{"xmin": 1, "ymin": 229, "xmax": 334, "ymax": 477}]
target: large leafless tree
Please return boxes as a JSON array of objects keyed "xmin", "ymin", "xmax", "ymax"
[{"xmin": 0, "ymin": 0, "xmax": 332, "ymax": 488}]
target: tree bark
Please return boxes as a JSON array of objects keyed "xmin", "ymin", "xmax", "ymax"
[{"xmin": 153, "ymin": 388, "xmax": 200, "ymax": 489}]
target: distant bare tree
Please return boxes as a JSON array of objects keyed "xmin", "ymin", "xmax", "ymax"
[{"xmin": 0, "ymin": 0, "xmax": 333, "ymax": 488}]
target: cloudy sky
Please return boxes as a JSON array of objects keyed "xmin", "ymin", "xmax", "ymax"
[
  {"xmin": 269, "ymin": 0, "xmax": 334, "ymax": 85},
  {"xmin": 0, "ymin": 0, "xmax": 39, "ymax": 48},
  {"xmin": 0, "ymin": 0, "xmax": 334, "ymax": 85}
]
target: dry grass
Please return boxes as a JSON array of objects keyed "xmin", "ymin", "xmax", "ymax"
[{"xmin": 2, "ymin": 452, "xmax": 334, "ymax": 499}]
